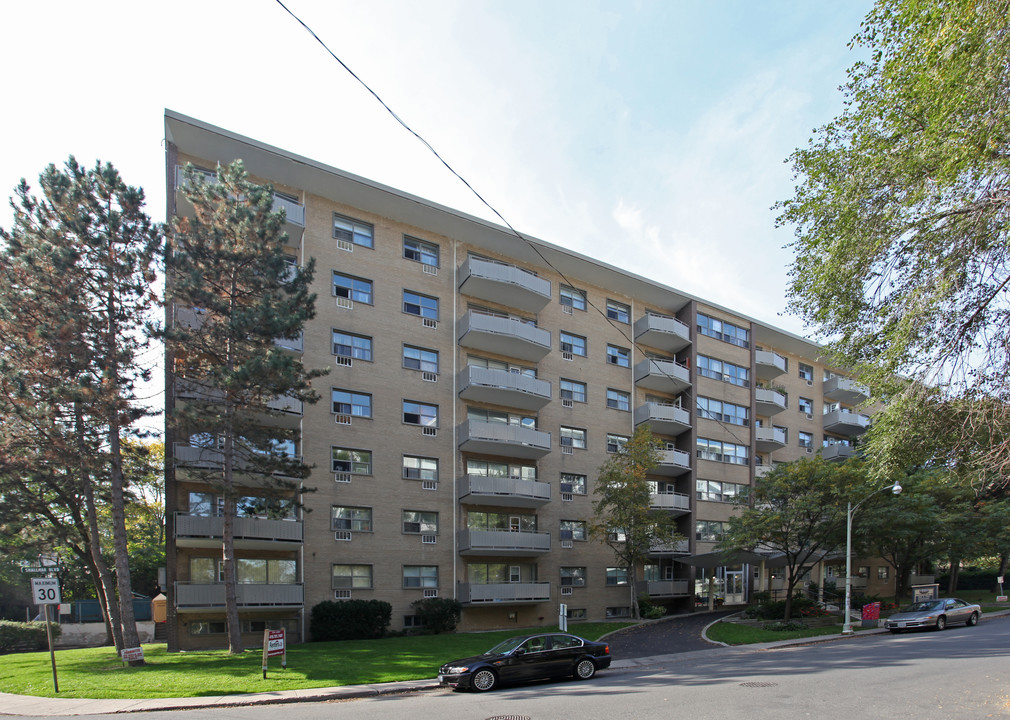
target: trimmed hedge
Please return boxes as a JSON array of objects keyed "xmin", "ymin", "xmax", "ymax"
[
  {"xmin": 409, "ymin": 597, "xmax": 461, "ymax": 634},
  {"xmin": 309, "ymin": 599, "xmax": 391, "ymax": 641},
  {"xmin": 0, "ymin": 620, "xmax": 61, "ymax": 654}
]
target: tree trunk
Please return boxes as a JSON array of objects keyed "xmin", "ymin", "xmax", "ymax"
[
  {"xmin": 628, "ymin": 563, "xmax": 639, "ymax": 620},
  {"xmin": 947, "ymin": 557, "xmax": 961, "ymax": 594},
  {"xmin": 222, "ymin": 406, "xmax": 243, "ymax": 653},
  {"xmin": 109, "ymin": 420, "xmax": 144, "ymax": 665}
]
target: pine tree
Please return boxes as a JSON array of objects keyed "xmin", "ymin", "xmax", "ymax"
[
  {"xmin": 0, "ymin": 158, "xmax": 162, "ymax": 662},
  {"xmin": 164, "ymin": 160, "xmax": 326, "ymax": 653}
]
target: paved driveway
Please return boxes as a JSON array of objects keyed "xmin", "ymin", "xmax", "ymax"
[{"xmin": 603, "ymin": 609, "xmax": 738, "ymax": 658}]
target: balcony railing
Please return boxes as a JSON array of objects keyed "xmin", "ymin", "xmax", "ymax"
[
  {"xmin": 755, "ymin": 388, "xmax": 787, "ymax": 415},
  {"xmin": 458, "ymin": 475, "xmax": 551, "ymax": 508},
  {"xmin": 458, "ymin": 310, "xmax": 551, "ymax": 362},
  {"xmin": 634, "ymin": 402, "xmax": 691, "ymax": 436},
  {"xmin": 634, "ymin": 358, "xmax": 691, "ymax": 394},
  {"xmin": 755, "ymin": 350, "xmax": 788, "ymax": 380},
  {"xmin": 457, "ymin": 529, "xmax": 552, "ymax": 555},
  {"xmin": 173, "ymin": 443, "xmax": 304, "ymax": 480},
  {"xmin": 458, "ymin": 256, "xmax": 551, "ymax": 313},
  {"xmin": 640, "ymin": 579, "xmax": 691, "ymax": 597},
  {"xmin": 633, "ymin": 312, "xmax": 691, "ymax": 353},
  {"xmin": 458, "ymin": 366, "xmax": 551, "ymax": 411},
  {"xmin": 458, "ymin": 420, "xmax": 551, "ymax": 459},
  {"xmin": 649, "ymin": 491, "xmax": 690, "ymax": 513},
  {"xmin": 174, "ymin": 513, "xmax": 303, "ymax": 543},
  {"xmin": 823, "ymin": 376, "xmax": 870, "ymax": 404},
  {"xmin": 174, "ymin": 582, "xmax": 303, "ymax": 609},
  {"xmin": 822, "ymin": 409, "xmax": 871, "ymax": 436},
  {"xmin": 458, "ymin": 581, "xmax": 551, "ymax": 604},
  {"xmin": 653, "ymin": 448, "xmax": 691, "ymax": 476},
  {"xmin": 821, "ymin": 443, "xmax": 855, "ymax": 461},
  {"xmin": 174, "ymin": 166, "xmax": 305, "ymax": 227},
  {"xmin": 755, "ymin": 426, "xmax": 787, "ymax": 450}
]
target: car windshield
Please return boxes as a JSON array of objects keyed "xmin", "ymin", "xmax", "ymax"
[
  {"xmin": 485, "ymin": 636, "xmax": 528, "ymax": 655},
  {"xmin": 902, "ymin": 601, "xmax": 942, "ymax": 612}
]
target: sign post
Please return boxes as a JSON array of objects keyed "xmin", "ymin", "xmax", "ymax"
[
  {"xmin": 31, "ymin": 577, "xmax": 61, "ymax": 693},
  {"xmin": 997, "ymin": 576, "xmax": 1006, "ymax": 602},
  {"xmin": 558, "ymin": 603, "xmax": 568, "ymax": 632},
  {"xmin": 262, "ymin": 629, "xmax": 286, "ymax": 679}
]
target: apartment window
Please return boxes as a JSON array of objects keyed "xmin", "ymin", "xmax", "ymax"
[
  {"xmin": 696, "ymin": 480, "xmax": 746, "ymax": 503},
  {"xmin": 560, "ymin": 331, "xmax": 587, "ymax": 356},
  {"xmin": 560, "ymin": 378, "xmax": 587, "ymax": 403},
  {"xmin": 607, "ymin": 433, "xmax": 629, "ymax": 453},
  {"xmin": 799, "ymin": 363, "xmax": 814, "ymax": 381},
  {"xmin": 333, "ymin": 214, "xmax": 373, "ymax": 248},
  {"xmin": 560, "ymin": 566, "xmax": 586, "ymax": 587},
  {"xmin": 467, "ymin": 355, "xmax": 537, "ymax": 377},
  {"xmin": 403, "ymin": 236, "xmax": 439, "ymax": 266},
  {"xmin": 567, "ymin": 607, "xmax": 588, "ymax": 620},
  {"xmin": 560, "ymin": 426, "xmax": 586, "ymax": 449},
  {"xmin": 606, "ymin": 300, "xmax": 630, "ymax": 323},
  {"xmin": 697, "ymin": 355, "xmax": 750, "ymax": 387},
  {"xmin": 332, "ymin": 272, "xmax": 372, "ymax": 303},
  {"xmin": 190, "ymin": 557, "xmax": 223, "ymax": 584},
  {"xmin": 877, "ymin": 566, "xmax": 890, "ymax": 580},
  {"xmin": 560, "ymin": 473, "xmax": 587, "ymax": 495},
  {"xmin": 332, "ymin": 330, "xmax": 372, "ymax": 361},
  {"xmin": 799, "ymin": 431, "xmax": 814, "ymax": 449},
  {"xmin": 697, "ymin": 312, "xmax": 750, "ymax": 348},
  {"xmin": 606, "ymin": 607, "xmax": 631, "ymax": 618},
  {"xmin": 402, "ymin": 510, "xmax": 438, "ymax": 534},
  {"xmin": 606, "ymin": 389, "xmax": 630, "ymax": 411},
  {"xmin": 467, "ymin": 459, "xmax": 536, "ymax": 480},
  {"xmin": 798, "ymin": 397, "xmax": 813, "ymax": 414},
  {"xmin": 696, "ymin": 520, "xmax": 726, "ymax": 542},
  {"xmin": 467, "ymin": 407, "xmax": 536, "ymax": 428},
  {"xmin": 606, "ymin": 567, "xmax": 629, "ymax": 586},
  {"xmin": 696, "ymin": 397, "xmax": 749, "ymax": 426},
  {"xmin": 403, "ymin": 565, "xmax": 438, "ymax": 588},
  {"xmin": 403, "ymin": 400, "xmax": 438, "ymax": 427},
  {"xmin": 403, "ymin": 455, "xmax": 438, "ymax": 481},
  {"xmin": 331, "ymin": 564, "xmax": 372, "ymax": 589},
  {"xmin": 235, "ymin": 558, "xmax": 296, "ymax": 584},
  {"xmin": 560, "ymin": 519, "xmax": 587, "ymax": 541},
  {"xmin": 331, "ymin": 506, "xmax": 372, "ymax": 532},
  {"xmin": 189, "ymin": 622, "xmax": 226, "ymax": 635},
  {"xmin": 403, "ymin": 345, "xmax": 438, "ymax": 373},
  {"xmin": 696, "ymin": 437, "xmax": 749, "ymax": 465},
  {"xmin": 331, "ymin": 388, "xmax": 372, "ymax": 417},
  {"xmin": 606, "ymin": 345, "xmax": 630, "ymax": 367},
  {"xmin": 331, "ymin": 447, "xmax": 372, "ymax": 474},
  {"xmin": 403, "ymin": 290, "xmax": 438, "ymax": 319},
  {"xmin": 857, "ymin": 566, "xmax": 870, "ymax": 579},
  {"xmin": 560, "ymin": 285, "xmax": 586, "ymax": 311},
  {"xmin": 467, "ymin": 511, "xmax": 537, "ymax": 531}
]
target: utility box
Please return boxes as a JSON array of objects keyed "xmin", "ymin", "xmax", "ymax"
[{"xmin": 151, "ymin": 593, "xmax": 167, "ymax": 623}]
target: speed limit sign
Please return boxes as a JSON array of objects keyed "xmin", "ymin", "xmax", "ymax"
[{"xmin": 32, "ymin": 577, "xmax": 61, "ymax": 605}]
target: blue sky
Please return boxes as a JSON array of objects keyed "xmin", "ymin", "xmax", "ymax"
[{"xmin": 1, "ymin": 0, "xmax": 873, "ymax": 339}]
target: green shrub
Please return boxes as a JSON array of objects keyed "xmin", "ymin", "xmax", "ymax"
[
  {"xmin": 642, "ymin": 605, "xmax": 666, "ymax": 619},
  {"xmin": 410, "ymin": 597, "xmax": 462, "ymax": 634},
  {"xmin": 762, "ymin": 620, "xmax": 805, "ymax": 632},
  {"xmin": 744, "ymin": 593, "xmax": 820, "ymax": 620},
  {"xmin": 937, "ymin": 569, "xmax": 1000, "ymax": 591},
  {"xmin": 0, "ymin": 620, "xmax": 61, "ymax": 654},
  {"xmin": 309, "ymin": 600, "xmax": 391, "ymax": 641}
]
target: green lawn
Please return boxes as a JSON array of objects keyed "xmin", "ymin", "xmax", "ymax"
[
  {"xmin": 705, "ymin": 621, "xmax": 868, "ymax": 645},
  {"xmin": 0, "ymin": 622, "xmax": 630, "ymax": 700}
]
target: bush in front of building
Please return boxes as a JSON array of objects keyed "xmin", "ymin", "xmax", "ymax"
[
  {"xmin": 409, "ymin": 597, "xmax": 462, "ymax": 634},
  {"xmin": 744, "ymin": 593, "xmax": 823, "ymax": 621},
  {"xmin": 937, "ymin": 568, "xmax": 1000, "ymax": 591},
  {"xmin": 309, "ymin": 600, "xmax": 392, "ymax": 641},
  {"xmin": 0, "ymin": 620, "xmax": 61, "ymax": 654}
]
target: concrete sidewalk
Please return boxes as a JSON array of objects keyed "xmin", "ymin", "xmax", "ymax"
[{"xmin": 3, "ymin": 612, "xmax": 1005, "ymax": 717}]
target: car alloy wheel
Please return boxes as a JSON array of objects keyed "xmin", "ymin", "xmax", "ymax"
[
  {"xmin": 575, "ymin": 659, "xmax": 596, "ymax": 680},
  {"xmin": 471, "ymin": 669, "xmax": 497, "ymax": 692},
  {"xmin": 966, "ymin": 612, "xmax": 979, "ymax": 627},
  {"xmin": 935, "ymin": 615, "xmax": 946, "ymax": 631}
]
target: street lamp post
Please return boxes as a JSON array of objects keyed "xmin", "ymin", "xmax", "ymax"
[{"xmin": 842, "ymin": 481, "xmax": 903, "ymax": 635}]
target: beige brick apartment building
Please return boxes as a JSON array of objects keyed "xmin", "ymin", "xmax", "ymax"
[{"xmin": 163, "ymin": 110, "xmax": 873, "ymax": 651}]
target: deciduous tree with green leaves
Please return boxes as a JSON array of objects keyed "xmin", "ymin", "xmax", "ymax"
[
  {"xmin": 776, "ymin": 0, "xmax": 1010, "ymax": 487},
  {"xmin": 164, "ymin": 161, "xmax": 327, "ymax": 653},
  {"xmin": 720, "ymin": 457, "xmax": 863, "ymax": 621},
  {"xmin": 590, "ymin": 427, "xmax": 683, "ymax": 620}
]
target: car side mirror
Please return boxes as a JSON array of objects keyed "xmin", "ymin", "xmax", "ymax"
[{"xmin": 514, "ymin": 648, "xmax": 526, "ymax": 656}]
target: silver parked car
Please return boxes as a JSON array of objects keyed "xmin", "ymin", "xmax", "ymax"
[{"xmin": 884, "ymin": 597, "xmax": 981, "ymax": 633}]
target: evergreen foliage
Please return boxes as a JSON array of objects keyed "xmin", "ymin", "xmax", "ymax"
[
  {"xmin": 309, "ymin": 600, "xmax": 392, "ymax": 641},
  {"xmin": 409, "ymin": 597, "xmax": 463, "ymax": 634}
]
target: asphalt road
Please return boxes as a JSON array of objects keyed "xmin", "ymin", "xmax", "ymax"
[{"xmin": 604, "ymin": 609, "xmax": 738, "ymax": 658}]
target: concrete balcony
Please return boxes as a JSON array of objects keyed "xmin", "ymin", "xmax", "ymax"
[
  {"xmin": 755, "ymin": 464, "xmax": 774, "ymax": 477},
  {"xmin": 172, "ymin": 308, "xmax": 303, "ymax": 353},
  {"xmin": 634, "ymin": 403, "xmax": 691, "ymax": 436},
  {"xmin": 649, "ymin": 491, "xmax": 690, "ymax": 515},
  {"xmin": 174, "ymin": 582, "xmax": 303, "ymax": 611},
  {"xmin": 457, "ymin": 582, "xmax": 551, "ymax": 604},
  {"xmin": 458, "ymin": 366, "xmax": 551, "ymax": 412},
  {"xmin": 173, "ymin": 513, "xmax": 302, "ymax": 550},
  {"xmin": 174, "ymin": 165, "xmax": 305, "ymax": 235},
  {"xmin": 457, "ymin": 529, "xmax": 552, "ymax": 556},
  {"xmin": 458, "ymin": 474, "xmax": 552, "ymax": 508},
  {"xmin": 755, "ymin": 350, "xmax": 787, "ymax": 381},
  {"xmin": 458, "ymin": 256, "xmax": 551, "ymax": 313},
  {"xmin": 634, "ymin": 312, "xmax": 691, "ymax": 354},
  {"xmin": 821, "ymin": 443, "xmax": 856, "ymax": 461},
  {"xmin": 755, "ymin": 426, "xmax": 787, "ymax": 451},
  {"xmin": 175, "ymin": 380, "xmax": 302, "ymax": 427},
  {"xmin": 822, "ymin": 409, "xmax": 870, "ymax": 436},
  {"xmin": 824, "ymin": 376, "xmax": 870, "ymax": 404},
  {"xmin": 172, "ymin": 444, "xmax": 304, "ymax": 484},
  {"xmin": 634, "ymin": 358, "xmax": 691, "ymax": 395},
  {"xmin": 458, "ymin": 420, "xmax": 551, "ymax": 459},
  {"xmin": 648, "ymin": 540, "xmax": 691, "ymax": 556},
  {"xmin": 273, "ymin": 332, "xmax": 304, "ymax": 353},
  {"xmin": 639, "ymin": 579, "xmax": 691, "ymax": 598},
  {"xmin": 755, "ymin": 388, "xmax": 787, "ymax": 416},
  {"xmin": 653, "ymin": 448, "xmax": 691, "ymax": 476},
  {"xmin": 458, "ymin": 310, "xmax": 551, "ymax": 363}
]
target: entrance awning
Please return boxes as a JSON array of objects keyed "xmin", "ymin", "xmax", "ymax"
[{"xmin": 676, "ymin": 550, "xmax": 775, "ymax": 569}]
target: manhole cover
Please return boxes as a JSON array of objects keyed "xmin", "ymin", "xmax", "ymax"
[
  {"xmin": 486, "ymin": 716, "xmax": 532, "ymax": 720},
  {"xmin": 740, "ymin": 681, "xmax": 778, "ymax": 688}
]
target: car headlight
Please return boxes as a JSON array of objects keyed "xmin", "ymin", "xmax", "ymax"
[{"xmin": 445, "ymin": 666, "xmax": 469, "ymax": 674}]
